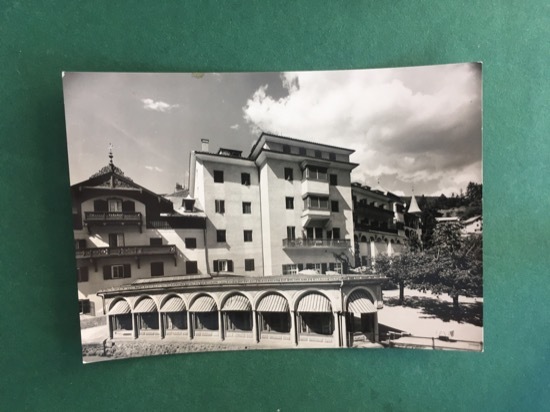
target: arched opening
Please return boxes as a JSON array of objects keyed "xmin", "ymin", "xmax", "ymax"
[
  {"xmin": 346, "ymin": 289, "xmax": 377, "ymax": 343},
  {"xmin": 108, "ymin": 299, "xmax": 132, "ymax": 339},
  {"xmin": 296, "ymin": 292, "xmax": 334, "ymax": 344},
  {"xmin": 222, "ymin": 294, "xmax": 253, "ymax": 338},
  {"xmin": 160, "ymin": 296, "xmax": 187, "ymax": 338},
  {"xmin": 134, "ymin": 297, "xmax": 159, "ymax": 338},
  {"xmin": 257, "ymin": 293, "xmax": 291, "ymax": 343},
  {"xmin": 189, "ymin": 295, "xmax": 218, "ymax": 337}
]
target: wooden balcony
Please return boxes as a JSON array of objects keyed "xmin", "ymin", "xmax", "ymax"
[
  {"xmin": 76, "ymin": 245, "xmax": 177, "ymax": 270},
  {"xmin": 282, "ymin": 238, "xmax": 351, "ymax": 249},
  {"xmin": 354, "ymin": 223, "xmax": 398, "ymax": 235},
  {"xmin": 83, "ymin": 211, "xmax": 142, "ymax": 233}
]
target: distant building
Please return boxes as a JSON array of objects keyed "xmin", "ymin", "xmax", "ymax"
[
  {"xmin": 351, "ymin": 183, "xmax": 408, "ymax": 266},
  {"xmin": 461, "ymin": 215, "xmax": 482, "ymax": 236}
]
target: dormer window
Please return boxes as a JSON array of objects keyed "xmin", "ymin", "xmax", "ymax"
[{"xmin": 282, "ymin": 144, "xmax": 291, "ymax": 154}]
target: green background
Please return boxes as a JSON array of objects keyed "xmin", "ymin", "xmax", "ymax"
[{"xmin": 1, "ymin": 1, "xmax": 548, "ymax": 410}]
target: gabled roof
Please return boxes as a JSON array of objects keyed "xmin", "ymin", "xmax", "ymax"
[{"xmin": 462, "ymin": 215, "xmax": 482, "ymax": 224}]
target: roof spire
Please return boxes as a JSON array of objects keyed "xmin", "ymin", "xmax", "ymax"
[{"xmin": 108, "ymin": 143, "xmax": 114, "ymax": 171}]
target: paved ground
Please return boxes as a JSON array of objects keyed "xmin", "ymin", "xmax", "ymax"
[{"xmin": 378, "ymin": 288, "xmax": 483, "ymax": 349}]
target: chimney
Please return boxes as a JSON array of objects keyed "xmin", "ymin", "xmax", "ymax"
[{"xmin": 201, "ymin": 138, "xmax": 209, "ymax": 152}]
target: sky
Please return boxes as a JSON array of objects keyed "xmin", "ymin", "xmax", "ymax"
[{"xmin": 63, "ymin": 63, "xmax": 482, "ymax": 196}]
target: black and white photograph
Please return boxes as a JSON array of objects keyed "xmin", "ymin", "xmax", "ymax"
[{"xmin": 63, "ymin": 63, "xmax": 483, "ymax": 363}]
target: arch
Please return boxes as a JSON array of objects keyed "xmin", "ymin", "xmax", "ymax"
[
  {"xmin": 221, "ymin": 293, "xmax": 252, "ymax": 311},
  {"xmin": 293, "ymin": 290, "xmax": 333, "ymax": 313},
  {"xmin": 188, "ymin": 293, "xmax": 218, "ymax": 311},
  {"xmin": 360, "ymin": 235, "xmax": 368, "ymax": 243},
  {"xmin": 255, "ymin": 291, "xmax": 289, "ymax": 313},
  {"xmin": 133, "ymin": 295, "xmax": 158, "ymax": 312},
  {"xmin": 390, "ymin": 239, "xmax": 395, "ymax": 244},
  {"xmin": 370, "ymin": 236, "xmax": 375, "ymax": 242},
  {"xmin": 159, "ymin": 293, "xmax": 188, "ymax": 311},
  {"xmin": 159, "ymin": 295, "xmax": 186, "ymax": 312},
  {"xmin": 345, "ymin": 286, "xmax": 377, "ymax": 309},
  {"xmin": 189, "ymin": 294, "xmax": 217, "ymax": 312},
  {"xmin": 376, "ymin": 236, "xmax": 382, "ymax": 242},
  {"xmin": 108, "ymin": 298, "xmax": 131, "ymax": 315},
  {"xmin": 220, "ymin": 291, "xmax": 253, "ymax": 309},
  {"xmin": 346, "ymin": 289, "xmax": 376, "ymax": 314}
]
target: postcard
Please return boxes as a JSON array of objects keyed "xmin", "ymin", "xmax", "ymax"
[{"xmin": 63, "ymin": 63, "xmax": 483, "ymax": 363}]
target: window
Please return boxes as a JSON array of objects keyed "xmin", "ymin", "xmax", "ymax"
[
  {"xmin": 185, "ymin": 237, "xmax": 197, "ymax": 249},
  {"xmin": 244, "ymin": 230, "xmax": 253, "ymax": 242},
  {"xmin": 186, "ymin": 260, "xmax": 198, "ymax": 274},
  {"xmin": 315, "ymin": 150, "xmax": 322, "ymax": 158},
  {"xmin": 245, "ymin": 259, "xmax": 255, "ymax": 271},
  {"xmin": 213, "ymin": 170, "xmax": 224, "ymax": 183},
  {"xmin": 79, "ymin": 299, "xmax": 91, "ymax": 314},
  {"xmin": 315, "ymin": 227, "xmax": 323, "ymax": 239},
  {"xmin": 329, "ymin": 174, "xmax": 338, "ymax": 185},
  {"xmin": 329, "ymin": 262, "xmax": 343, "ymax": 274},
  {"xmin": 299, "ymin": 147, "xmax": 306, "ymax": 156},
  {"xmin": 304, "ymin": 196, "xmax": 329, "ymax": 210},
  {"xmin": 242, "ymin": 202, "xmax": 251, "ymax": 214},
  {"xmin": 108, "ymin": 233, "xmax": 124, "ymax": 247},
  {"xmin": 329, "ymin": 152, "xmax": 336, "ymax": 161},
  {"xmin": 75, "ymin": 239, "xmax": 87, "ymax": 250},
  {"xmin": 285, "ymin": 197, "xmax": 294, "ymax": 209},
  {"xmin": 108, "ymin": 199, "xmax": 122, "ymax": 212},
  {"xmin": 225, "ymin": 311, "xmax": 252, "ymax": 331},
  {"xmin": 305, "ymin": 166, "xmax": 327, "ymax": 180},
  {"xmin": 93, "ymin": 199, "xmax": 108, "ymax": 212},
  {"xmin": 216, "ymin": 230, "xmax": 226, "ymax": 242},
  {"xmin": 103, "ymin": 264, "xmax": 131, "ymax": 280},
  {"xmin": 282, "ymin": 264, "xmax": 298, "ymax": 275},
  {"xmin": 150, "ymin": 237, "xmax": 163, "ymax": 246},
  {"xmin": 299, "ymin": 312, "xmax": 333, "ymax": 335},
  {"xmin": 122, "ymin": 200, "xmax": 135, "ymax": 212},
  {"xmin": 332, "ymin": 228, "xmax": 340, "ymax": 239},
  {"xmin": 287, "ymin": 226, "xmax": 296, "ymax": 240},
  {"xmin": 284, "ymin": 167, "xmax": 293, "ymax": 181},
  {"xmin": 213, "ymin": 259, "xmax": 233, "ymax": 272},
  {"xmin": 77, "ymin": 266, "xmax": 89, "ymax": 283},
  {"xmin": 282, "ymin": 144, "xmax": 291, "ymax": 154},
  {"xmin": 215, "ymin": 199, "xmax": 225, "ymax": 214},
  {"xmin": 260, "ymin": 312, "xmax": 290, "ymax": 333},
  {"xmin": 306, "ymin": 227, "xmax": 314, "ymax": 239},
  {"xmin": 151, "ymin": 262, "xmax": 164, "ymax": 277},
  {"xmin": 241, "ymin": 173, "xmax": 250, "ymax": 186},
  {"xmin": 331, "ymin": 200, "xmax": 339, "ymax": 212}
]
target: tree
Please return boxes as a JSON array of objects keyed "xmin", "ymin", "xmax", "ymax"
[
  {"xmin": 411, "ymin": 222, "xmax": 483, "ymax": 309},
  {"xmin": 375, "ymin": 250, "xmax": 428, "ymax": 304}
]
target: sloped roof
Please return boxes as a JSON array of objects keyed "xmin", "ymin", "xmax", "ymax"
[{"xmin": 407, "ymin": 195, "xmax": 422, "ymax": 214}]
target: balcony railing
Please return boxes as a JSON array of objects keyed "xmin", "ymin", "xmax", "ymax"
[
  {"xmin": 354, "ymin": 224, "xmax": 398, "ymax": 234},
  {"xmin": 282, "ymin": 238, "xmax": 351, "ymax": 248},
  {"xmin": 84, "ymin": 211, "xmax": 142, "ymax": 223},
  {"xmin": 354, "ymin": 204, "xmax": 395, "ymax": 217},
  {"xmin": 76, "ymin": 244, "xmax": 176, "ymax": 259}
]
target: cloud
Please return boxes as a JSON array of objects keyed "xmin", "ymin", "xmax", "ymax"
[
  {"xmin": 242, "ymin": 64, "xmax": 482, "ymax": 196},
  {"xmin": 145, "ymin": 165, "xmax": 163, "ymax": 172},
  {"xmin": 230, "ymin": 124, "xmax": 240, "ymax": 130},
  {"xmin": 141, "ymin": 98, "xmax": 179, "ymax": 112}
]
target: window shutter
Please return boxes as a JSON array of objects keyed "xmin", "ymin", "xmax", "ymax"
[
  {"xmin": 122, "ymin": 200, "xmax": 135, "ymax": 212},
  {"xmin": 342, "ymin": 262, "xmax": 349, "ymax": 274},
  {"xmin": 297, "ymin": 264, "xmax": 304, "ymax": 271},
  {"xmin": 321, "ymin": 263, "xmax": 327, "ymax": 274},
  {"xmin": 213, "ymin": 260, "xmax": 219, "ymax": 272},
  {"xmin": 94, "ymin": 199, "xmax": 108, "ymax": 212},
  {"xmin": 123, "ymin": 264, "xmax": 131, "ymax": 278},
  {"xmin": 329, "ymin": 263, "xmax": 335, "ymax": 271},
  {"xmin": 228, "ymin": 260, "xmax": 234, "ymax": 272},
  {"xmin": 103, "ymin": 265, "xmax": 111, "ymax": 280},
  {"xmin": 81, "ymin": 266, "xmax": 89, "ymax": 282}
]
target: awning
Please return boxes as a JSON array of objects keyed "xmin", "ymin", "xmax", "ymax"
[
  {"xmin": 257, "ymin": 294, "xmax": 289, "ymax": 312},
  {"xmin": 222, "ymin": 294, "xmax": 251, "ymax": 311},
  {"xmin": 134, "ymin": 298, "xmax": 157, "ymax": 313},
  {"xmin": 160, "ymin": 296, "xmax": 186, "ymax": 313},
  {"xmin": 297, "ymin": 293, "xmax": 332, "ymax": 313},
  {"xmin": 189, "ymin": 296, "xmax": 217, "ymax": 312},
  {"xmin": 108, "ymin": 300, "xmax": 131, "ymax": 315},
  {"xmin": 347, "ymin": 290, "xmax": 376, "ymax": 314}
]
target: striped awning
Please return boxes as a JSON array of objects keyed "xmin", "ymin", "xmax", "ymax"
[
  {"xmin": 222, "ymin": 294, "xmax": 251, "ymax": 311},
  {"xmin": 347, "ymin": 290, "xmax": 376, "ymax": 314},
  {"xmin": 189, "ymin": 296, "xmax": 217, "ymax": 312},
  {"xmin": 257, "ymin": 294, "xmax": 289, "ymax": 312},
  {"xmin": 108, "ymin": 300, "xmax": 131, "ymax": 315},
  {"xmin": 160, "ymin": 296, "xmax": 186, "ymax": 313},
  {"xmin": 133, "ymin": 298, "xmax": 157, "ymax": 313},
  {"xmin": 297, "ymin": 293, "xmax": 332, "ymax": 313}
]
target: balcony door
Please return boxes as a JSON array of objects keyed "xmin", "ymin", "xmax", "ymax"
[{"xmin": 109, "ymin": 233, "xmax": 125, "ymax": 247}]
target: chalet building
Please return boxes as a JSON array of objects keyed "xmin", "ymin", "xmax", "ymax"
[
  {"xmin": 461, "ymin": 215, "xmax": 482, "ymax": 236},
  {"xmin": 352, "ymin": 183, "xmax": 408, "ymax": 266},
  {"xmin": 72, "ymin": 152, "xmax": 207, "ymax": 317},
  {"xmin": 189, "ymin": 133, "xmax": 357, "ymax": 277}
]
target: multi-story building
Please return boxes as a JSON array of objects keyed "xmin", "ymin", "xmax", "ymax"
[
  {"xmin": 352, "ymin": 183, "xmax": 408, "ymax": 266},
  {"xmin": 189, "ymin": 133, "xmax": 357, "ymax": 277},
  {"xmin": 72, "ymin": 152, "xmax": 207, "ymax": 317}
]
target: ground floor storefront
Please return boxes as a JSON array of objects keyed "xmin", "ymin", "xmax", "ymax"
[{"xmin": 98, "ymin": 274, "xmax": 385, "ymax": 348}]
